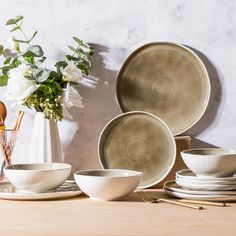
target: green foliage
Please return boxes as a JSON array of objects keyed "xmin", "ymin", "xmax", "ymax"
[
  {"xmin": 1, "ymin": 15, "xmax": 94, "ymax": 121},
  {"xmin": 0, "ymin": 75, "xmax": 8, "ymax": 86},
  {"xmin": 24, "ymin": 80, "xmax": 63, "ymax": 121},
  {"xmin": 0, "ymin": 45, "xmax": 3, "ymax": 56},
  {"xmin": 6, "ymin": 15, "xmax": 24, "ymax": 25},
  {"xmin": 67, "ymin": 36, "xmax": 94, "ymax": 76}
]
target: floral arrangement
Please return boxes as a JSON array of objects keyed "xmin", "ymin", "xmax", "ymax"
[{"xmin": 0, "ymin": 16, "xmax": 94, "ymax": 121}]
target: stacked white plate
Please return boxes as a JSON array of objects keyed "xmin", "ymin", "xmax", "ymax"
[{"xmin": 164, "ymin": 169, "xmax": 236, "ymax": 201}]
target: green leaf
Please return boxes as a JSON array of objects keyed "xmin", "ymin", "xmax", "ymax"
[
  {"xmin": 65, "ymin": 55, "xmax": 80, "ymax": 61},
  {"xmin": 11, "ymin": 58, "xmax": 21, "ymax": 68},
  {"xmin": 55, "ymin": 61, "xmax": 68, "ymax": 69},
  {"xmin": 2, "ymin": 66, "xmax": 10, "ymax": 75},
  {"xmin": 36, "ymin": 69, "xmax": 49, "ymax": 83},
  {"xmin": 67, "ymin": 45, "xmax": 77, "ymax": 53},
  {"xmin": 3, "ymin": 57, "xmax": 11, "ymax": 65},
  {"xmin": 6, "ymin": 15, "xmax": 24, "ymax": 25},
  {"xmin": 73, "ymin": 36, "xmax": 90, "ymax": 48},
  {"xmin": 13, "ymin": 38, "xmax": 30, "ymax": 44},
  {"xmin": 76, "ymin": 63, "xmax": 89, "ymax": 76},
  {"xmin": 0, "ymin": 75, "xmax": 8, "ymax": 86},
  {"xmin": 28, "ymin": 31, "xmax": 37, "ymax": 43},
  {"xmin": 37, "ymin": 56, "xmax": 47, "ymax": 63},
  {"xmin": 0, "ymin": 45, "xmax": 3, "ymax": 56},
  {"xmin": 15, "ymin": 15, "xmax": 24, "ymax": 22},
  {"xmin": 22, "ymin": 45, "xmax": 44, "ymax": 57},
  {"xmin": 10, "ymin": 26, "xmax": 21, "ymax": 32}
]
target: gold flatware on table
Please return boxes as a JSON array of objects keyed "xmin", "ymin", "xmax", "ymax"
[
  {"xmin": 137, "ymin": 190, "xmax": 203, "ymax": 210},
  {"xmin": 177, "ymin": 199, "xmax": 226, "ymax": 207}
]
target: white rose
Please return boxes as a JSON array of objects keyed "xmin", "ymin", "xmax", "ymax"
[
  {"xmin": 60, "ymin": 83, "xmax": 84, "ymax": 119},
  {"xmin": 61, "ymin": 62, "xmax": 83, "ymax": 83},
  {"xmin": 6, "ymin": 64, "xmax": 38, "ymax": 103}
]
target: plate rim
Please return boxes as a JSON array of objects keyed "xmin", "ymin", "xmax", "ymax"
[
  {"xmin": 164, "ymin": 180, "xmax": 236, "ymax": 195},
  {"xmin": 176, "ymin": 169, "xmax": 236, "ymax": 181},
  {"xmin": 98, "ymin": 111, "xmax": 176, "ymax": 188},
  {"xmin": 0, "ymin": 181, "xmax": 82, "ymax": 200},
  {"xmin": 163, "ymin": 188, "xmax": 236, "ymax": 201},
  {"xmin": 115, "ymin": 41, "xmax": 211, "ymax": 135}
]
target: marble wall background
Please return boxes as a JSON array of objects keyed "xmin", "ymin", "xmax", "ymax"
[{"xmin": 0, "ymin": 0, "xmax": 235, "ymax": 172}]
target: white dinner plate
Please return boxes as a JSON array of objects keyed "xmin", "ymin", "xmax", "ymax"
[
  {"xmin": 164, "ymin": 180, "xmax": 236, "ymax": 195},
  {"xmin": 0, "ymin": 181, "xmax": 83, "ymax": 200},
  {"xmin": 176, "ymin": 169, "xmax": 236, "ymax": 183},
  {"xmin": 176, "ymin": 178, "xmax": 236, "ymax": 191},
  {"xmin": 164, "ymin": 188, "xmax": 236, "ymax": 202}
]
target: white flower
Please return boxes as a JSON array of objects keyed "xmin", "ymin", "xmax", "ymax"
[
  {"xmin": 61, "ymin": 62, "xmax": 83, "ymax": 83},
  {"xmin": 61, "ymin": 83, "xmax": 84, "ymax": 118},
  {"xmin": 6, "ymin": 64, "xmax": 38, "ymax": 103}
]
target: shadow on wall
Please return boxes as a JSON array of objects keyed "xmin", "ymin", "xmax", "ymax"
[
  {"xmin": 191, "ymin": 138, "xmax": 219, "ymax": 148},
  {"xmin": 183, "ymin": 46, "xmax": 222, "ymax": 148},
  {"xmin": 63, "ymin": 44, "xmax": 121, "ymax": 174}
]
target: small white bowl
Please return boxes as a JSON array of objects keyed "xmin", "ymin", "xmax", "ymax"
[
  {"xmin": 4, "ymin": 163, "xmax": 71, "ymax": 193},
  {"xmin": 74, "ymin": 169, "xmax": 142, "ymax": 201},
  {"xmin": 181, "ymin": 148, "xmax": 236, "ymax": 177}
]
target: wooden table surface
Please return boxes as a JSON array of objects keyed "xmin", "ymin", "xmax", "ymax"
[{"xmin": 0, "ymin": 189, "xmax": 235, "ymax": 236}]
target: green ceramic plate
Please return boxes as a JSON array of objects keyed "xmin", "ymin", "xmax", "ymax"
[
  {"xmin": 116, "ymin": 42, "xmax": 211, "ymax": 135},
  {"xmin": 98, "ymin": 111, "xmax": 176, "ymax": 188}
]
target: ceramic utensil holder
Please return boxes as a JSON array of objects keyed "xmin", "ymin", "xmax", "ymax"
[{"xmin": 29, "ymin": 112, "xmax": 62, "ymax": 163}]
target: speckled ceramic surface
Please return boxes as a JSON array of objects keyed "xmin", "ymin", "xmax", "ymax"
[
  {"xmin": 98, "ymin": 111, "xmax": 176, "ymax": 188},
  {"xmin": 116, "ymin": 42, "xmax": 211, "ymax": 135}
]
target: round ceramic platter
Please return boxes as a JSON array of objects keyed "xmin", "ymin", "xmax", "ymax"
[
  {"xmin": 176, "ymin": 169, "xmax": 236, "ymax": 183},
  {"xmin": 164, "ymin": 189, "xmax": 236, "ymax": 202},
  {"xmin": 98, "ymin": 111, "xmax": 176, "ymax": 188},
  {"xmin": 0, "ymin": 181, "xmax": 82, "ymax": 200},
  {"xmin": 116, "ymin": 42, "xmax": 210, "ymax": 135},
  {"xmin": 176, "ymin": 178, "xmax": 236, "ymax": 191},
  {"xmin": 164, "ymin": 180, "xmax": 236, "ymax": 195}
]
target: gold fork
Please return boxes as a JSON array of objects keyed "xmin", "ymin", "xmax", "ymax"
[{"xmin": 137, "ymin": 190, "xmax": 203, "ymax": 210}]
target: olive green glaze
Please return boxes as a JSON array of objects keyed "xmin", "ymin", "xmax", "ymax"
[
  {"xmin": 116, "ymin": 42, "xmax": 211, "ymax": 135},
  {"xmin": 98, "ymin": 111, "xmax": 176, "ymax": 188}
]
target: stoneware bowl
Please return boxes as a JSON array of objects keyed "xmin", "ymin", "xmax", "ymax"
[
  {"xmin": 74, "ymin": 169, "xmax": 142, "ymax": 201},
  {"xmin": 4, "ymin": 163, "xmax": 71, "ymax": 193},
  {"xmin": 181, "ymin": 148, "xmax": 236, "ymax": 177}
]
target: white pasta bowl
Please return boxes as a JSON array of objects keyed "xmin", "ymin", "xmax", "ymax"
[
  {"xmin": 181, "ymin": 148, "xmax": 236, "ymax": 178},
  {"xmin": 74, "ymin": 169, "xmax": 142, "ymax": 201},
  {"xmin": 4, "ymin": 163, "xmax": 71, "ymax": 193}
]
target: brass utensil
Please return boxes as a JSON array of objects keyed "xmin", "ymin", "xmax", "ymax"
[
  {"xmin": 13, "ymin": 111, "xmax": 24, "ymax": 130},
  {"xmin": 178, "ymin": 199, "xmax": 226, "ymax": 207},
  {"xmin": 137, "ymin": 190, "xmax": 203, "ymax": 210}
]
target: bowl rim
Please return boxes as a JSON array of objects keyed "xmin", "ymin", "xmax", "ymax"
[
  {"xmin": 4, "ymin": 163, "xmax": 71, "ymax": 172},
  {"xmin": 181, "ymin": 148, "xmax": 236, "ymax": 156},
  {"xmin": 74, "ymin": 169, "xmax": 143, "ymax": 178}
]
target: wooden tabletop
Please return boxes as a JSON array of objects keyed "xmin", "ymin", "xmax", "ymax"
[{"xmin": 0, "ymin": 189, "xmax": 235, "ymax": 236}]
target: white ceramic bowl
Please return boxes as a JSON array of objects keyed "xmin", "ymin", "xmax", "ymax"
[
  {"xmin": 181, "ymin": 148, "xmax": 236, "ymax": 177},
  {"xmin": 74, "ymin": 169, "xmax": 142, "ymax": 201},
  {"xmin": 4, "ymin": 163, "xmax": 71, "ymax": 193}
]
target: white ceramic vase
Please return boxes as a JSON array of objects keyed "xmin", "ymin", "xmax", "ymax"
[{"xmin": 29, "ymin": 112, "xmax": 62, "ymax": 163}]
